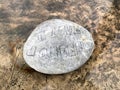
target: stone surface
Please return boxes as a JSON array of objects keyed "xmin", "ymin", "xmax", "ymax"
[{"xmin": 23, "ymin": 19, "xmax": 94, "ymax": 74}]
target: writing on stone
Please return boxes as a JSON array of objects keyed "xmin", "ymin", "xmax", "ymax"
[
  {"xmin": 37, "ymin": 25, "xmax": 82, "ymax": 41},
  {"xmin": 27, "ymin": 42, "xmax": 84, "ymax": 59},
  {"xmin": 27, "ymin": 25, "xmax": 86, "ymax": 58},
  {"xmin": 27, "ymin": 46, "xmax": 36, "ymax": 56},
  {"xmin": 38, "ymin": 45, "xmax": 77, "ymax": 59}
]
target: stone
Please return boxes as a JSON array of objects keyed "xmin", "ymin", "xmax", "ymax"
[{"xmin": 23, "ymin": 19, "xmax": 95, "ymax": 74}]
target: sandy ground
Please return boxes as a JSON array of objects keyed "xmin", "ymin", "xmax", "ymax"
[{"xmin": 0, "ymin": 0, "xmax": 120, "ymax": 90}]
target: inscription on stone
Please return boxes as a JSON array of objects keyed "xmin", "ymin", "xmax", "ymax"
[
  {"xmin": 27, "ymin": 46, "xmax": 36, "ymax": 56},
  {"xmin": 23, "ymin": 19, "xmax": 94, "ymax": 74}
]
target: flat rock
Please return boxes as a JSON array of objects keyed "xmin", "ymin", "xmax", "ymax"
[{"xmin": 23, "ymin": 19, "xmax": 94, "ymax": 74}]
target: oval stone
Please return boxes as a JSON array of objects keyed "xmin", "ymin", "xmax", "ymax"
[{"xmin": 23, "ymin": 19, "xmax": 94, "ymax": 74}]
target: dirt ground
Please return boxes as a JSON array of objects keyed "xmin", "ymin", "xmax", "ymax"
[{"xmin": 0, "ymin": 0, "xmax": 120, "ymax": 90}]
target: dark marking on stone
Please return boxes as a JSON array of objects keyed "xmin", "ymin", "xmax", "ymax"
[
  {"xmin": 116, "ymin": 33, "xmax": 120, "ymax": 39},
  {"xmin": 7, "ymin": 22, "xmax": 37, "ymax": 38},
  {"xmin": 113, "ymin": 0, "xmax": 120, "ymax": 10},
  {"xmin": 10, "ymin": 78, "xmax": 18, "ymax": 86},
  {"xmin": 46, "ymin": 1, "xmax": 66, "ymax": 11},
  {"xmin": 114, "ymin": 41, "xmax": 120, "ymax": 48},
  {"xmin": 21, "ymin": 0, "xmax": 34, "ymax": 10},
  {"xmin": 91, "ymin": 22, "xmax": 96, "ymax": 28},
  {"xmin": 115, "ymin": 23, "xmax": 120, "ymax": 30},
  {"xmin": 0, "ymin": 9, "xmax": 10, "ymax": 19},
  {"xmin": 90, "ymin": 11, "xmax": 98, "ymax": 20},
  {"xmin": 102, "ymin": 42, "xmax": 106, "ymax": 48}
]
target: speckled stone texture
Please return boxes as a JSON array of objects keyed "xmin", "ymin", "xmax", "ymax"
[
  {"xmin": 23, "ymin": 19, "xmax": 94, "ymax": 74},
  {"xmin": 0, "ymin": 0, "xmax": 120, "ymax": 90}
]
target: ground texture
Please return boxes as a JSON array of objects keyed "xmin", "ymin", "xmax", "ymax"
[{"xmin": 0, "ymin": 0, "xmax": 120, "ymax": 90}]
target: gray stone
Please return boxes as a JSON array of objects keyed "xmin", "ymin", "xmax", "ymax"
[{"xmin": 23, "ymin": 19, "xmax": 94, "ymax": 74}]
